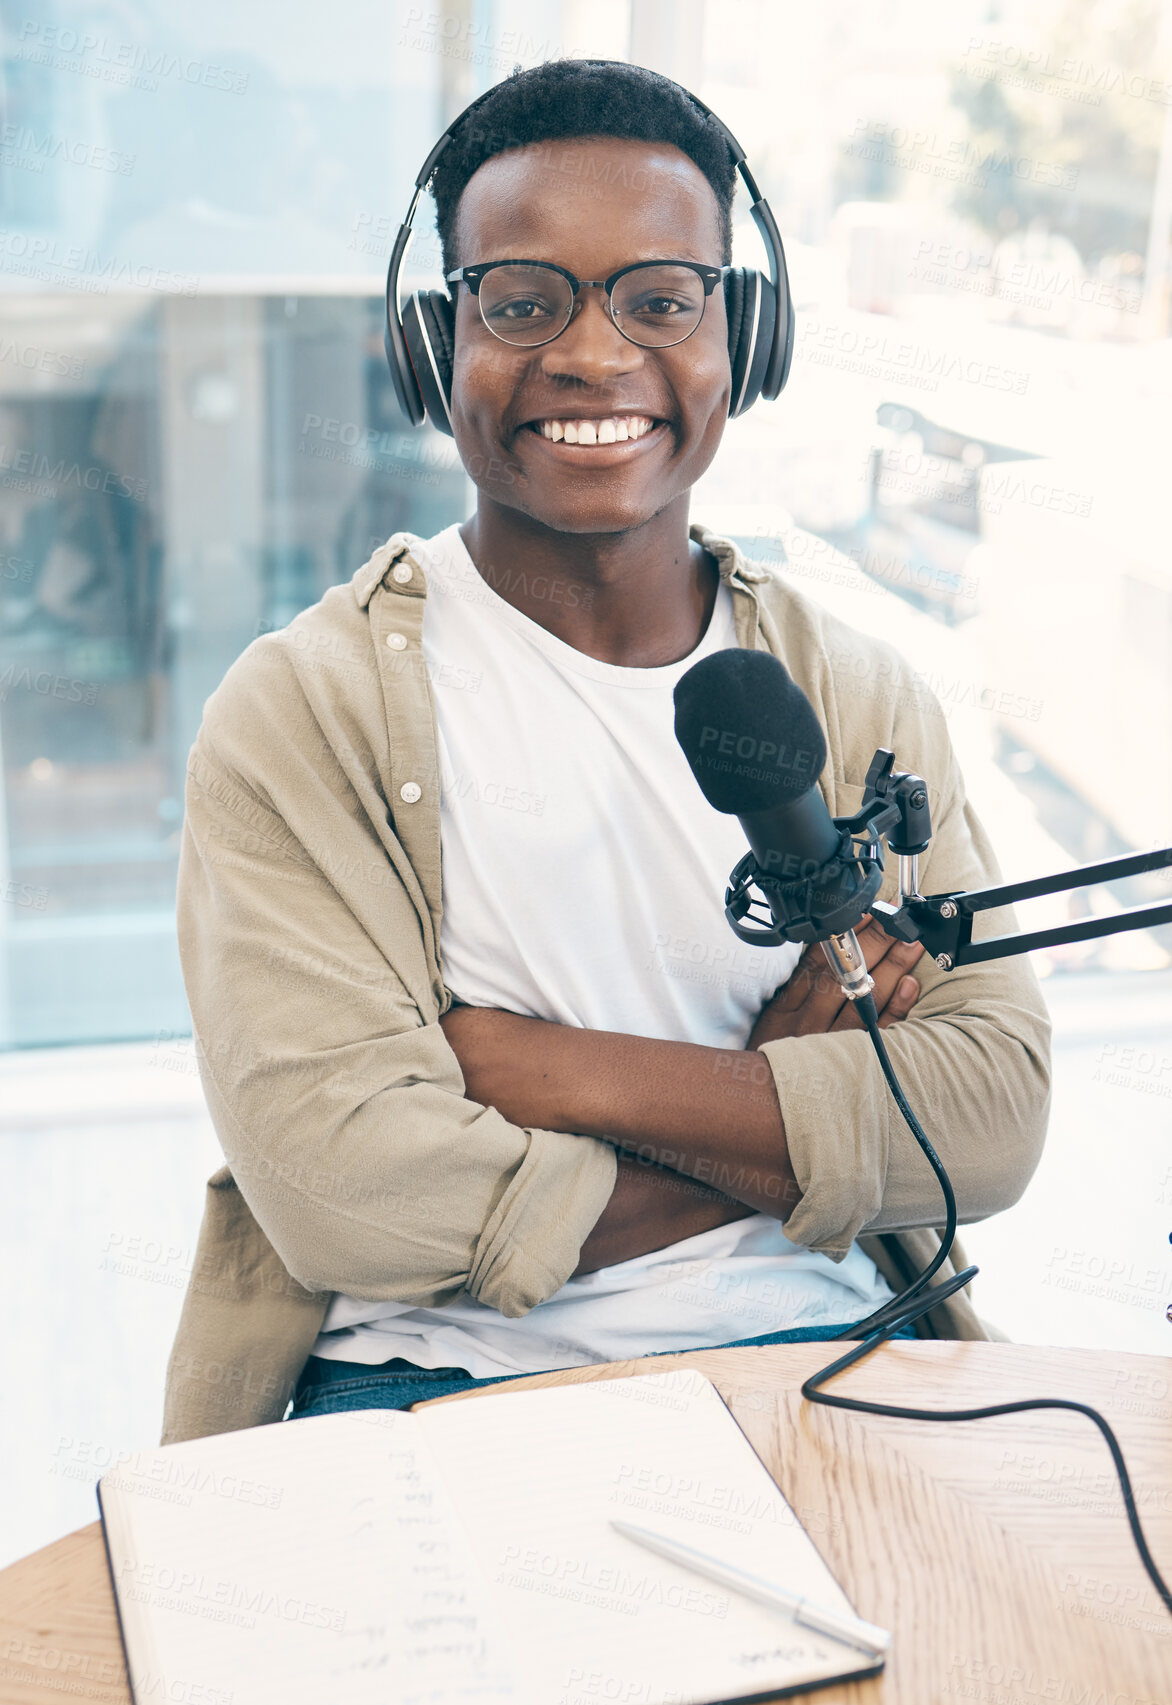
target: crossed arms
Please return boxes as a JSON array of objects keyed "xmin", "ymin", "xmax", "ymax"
[{"xmin": 439, "ymin": 917, "xmax": 926, "ymax": 1274}]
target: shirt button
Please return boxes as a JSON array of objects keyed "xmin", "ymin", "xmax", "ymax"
[
  {"xmin": 399, "ymin": 782, "xmax": 422, "ymax": 804},
  {"xmin": 391, "ymin": 563, "xmax": 412, "ymax": 584},
  {"xmin": 385, "ymin": 632, "xmax": 407, "ymax": 650}
]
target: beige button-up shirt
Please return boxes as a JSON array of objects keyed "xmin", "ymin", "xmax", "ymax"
[{"xmin": 161, "ymin": 524, "xmax": 1051, "ymax": 1445}]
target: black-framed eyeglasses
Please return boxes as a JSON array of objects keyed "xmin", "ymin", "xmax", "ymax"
[{"xmin": 444, "ymin": 259, "xmax": 730, "ymax": 349}]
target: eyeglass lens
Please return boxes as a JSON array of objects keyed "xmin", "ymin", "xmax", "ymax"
[{"xmin": 477, "ymin": 263, "xmax": 709, "ymax": 348}]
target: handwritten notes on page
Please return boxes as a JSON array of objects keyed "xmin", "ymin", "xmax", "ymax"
[{"xmin": 100, "ymin": 1409, "xmax": 518, "ymax": 1705}]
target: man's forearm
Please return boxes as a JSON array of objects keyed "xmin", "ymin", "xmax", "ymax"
[
  {"xmin": 443, "ymin": 1008, "xmax": 800, "ymax": 1218},
  {"xmin": 571, "ymin": 1152, "xmax": 758, "ymax": 1275}
]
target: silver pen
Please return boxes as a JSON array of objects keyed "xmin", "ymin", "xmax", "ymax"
[{"xmin": 609, "ymin": 1518, "xmax": 890, "ymax": 1658}]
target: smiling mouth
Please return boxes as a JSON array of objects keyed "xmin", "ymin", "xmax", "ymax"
[{"xmin": 525, "ymin": 414, "xmax": 663, "ymax": 445}]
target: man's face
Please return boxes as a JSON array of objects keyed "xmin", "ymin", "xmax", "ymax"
[{"xmin": 448, "ymin": 136, "xmax": 732, "ymax": 536}]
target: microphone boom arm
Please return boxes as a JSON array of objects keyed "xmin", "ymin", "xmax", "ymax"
[
  {"xmin": 858, "ymin": 746, "xmax": 1172, "ymax": 970},
  {"xmin": 875, "ymin": 847, "xmax": 1172, "ymax": 971},
  {"xmin": 721, "ymin": 743, "xmax": 1172, "ymax": 972}
]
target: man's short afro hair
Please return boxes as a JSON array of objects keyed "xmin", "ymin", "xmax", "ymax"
[{"xmin": 429, "ymin": 60, "xmax": 738, "ymax": 277}]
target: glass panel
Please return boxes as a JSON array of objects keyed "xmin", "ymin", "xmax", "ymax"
[
  {"xmin": 0, "ymin": 292, "xmax": 465, "ymax": 1045},
  {"xmin": 0, "ymin": 0, "xmax": 476, "ymax": 1047}
]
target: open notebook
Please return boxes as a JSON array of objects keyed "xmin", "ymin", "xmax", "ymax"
[{"xmin": 97, "ymin": 1367, "xmax": 885, "ymax": 1705}]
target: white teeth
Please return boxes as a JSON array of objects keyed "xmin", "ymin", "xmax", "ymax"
[{"xmin": 535, "ymin": 415, "xmax": 656, "ymax": 443}]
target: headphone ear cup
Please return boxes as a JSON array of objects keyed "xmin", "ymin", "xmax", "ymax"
[
  {"xmin": 724, "ymin": 268, "xmax": 777, "ymax": 419},
  {"xmin": 386, "ymin": 315, "xmax": 424, "ymax": 427},
  {"xmin": 402, "ymin": 290, "xmax": 456, "ymax": 437},
  {"xmin": 723, "ymin": 268, "xmax": 747, "ymax": 402},
  {"xmin": 762, "ymin": 239, "xmax": 794, "ymax": 400}
]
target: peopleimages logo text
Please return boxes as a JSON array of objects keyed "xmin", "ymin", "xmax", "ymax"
[
  {"xmin": 697, "ymin": 727, "xmax": 817, "ymax": 775},
  {"xmin": 15, "ymin": 21, "xmax": 249, "ymax": 93},
  {"xmin": 0, "ymin": 445, "xmax": 146, "ymax": 501}
]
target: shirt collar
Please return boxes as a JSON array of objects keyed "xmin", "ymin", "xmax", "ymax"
[
  {"xmin": 351, "ymin": 523, "xmax": 777, "ymax": 610},
  {"xmin": 688, "ymin": 522, "xmax": 775, "ymax": 584},
  {"xmin": 351, "ymin": 535, "xmax": 423, "ymax": 609}
]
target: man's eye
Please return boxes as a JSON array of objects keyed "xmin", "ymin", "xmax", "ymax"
[
  {"xmin": 487, "ymin": 296, "xmax": 556, "ymax": 321},
  {"xmin": 628, "ymin": 293, "xmax": 692, "ymax": 318}
]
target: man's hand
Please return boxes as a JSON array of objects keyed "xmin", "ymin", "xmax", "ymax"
[{"xmin": 746, "ymin": 915, "xmax": 924, "ymax": 1050}]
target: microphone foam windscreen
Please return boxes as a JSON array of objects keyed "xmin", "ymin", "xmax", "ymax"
[{"xmin": 673, "ymin": 649, "xmax": 828, "ymax": 813}]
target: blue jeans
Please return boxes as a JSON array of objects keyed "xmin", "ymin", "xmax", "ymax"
[{"xmin": 288, "ymin": 1320, "xmax": 916, "ymax": 1420}]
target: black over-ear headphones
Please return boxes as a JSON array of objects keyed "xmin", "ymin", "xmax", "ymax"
[{"xmin": 384, "ymin": 62, "xmax": 794, "ymax": 437}]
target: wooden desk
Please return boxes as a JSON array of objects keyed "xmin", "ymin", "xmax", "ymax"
[{"xmin": 1, "ymin": 1343, "xmax": 1169, "ymax": 1704}]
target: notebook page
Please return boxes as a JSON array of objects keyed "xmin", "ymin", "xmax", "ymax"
[
  {"xmin": 98, "ymin": 1410, "xmax": 520, "ymax": 1705},
  {"xmin": 417, "ymin": 1368, "xmax": 879, "ymax": 1705}
]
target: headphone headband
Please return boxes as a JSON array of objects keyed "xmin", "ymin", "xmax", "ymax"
[{"xmin": 384, "ymin": 61, "xmax": 793, "ymax": 430}]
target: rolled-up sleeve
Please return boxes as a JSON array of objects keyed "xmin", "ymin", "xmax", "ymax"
[
  {"xmin": 756, "ymin": 725, "xmax": 1052, "ymax": 1259},
  {"xmin": 177, "ymin": 749, "xmax": 618, "ymax": 1316}
]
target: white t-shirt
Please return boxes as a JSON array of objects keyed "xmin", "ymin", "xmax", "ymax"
[{"xmin": 312, "ymin": 525, "xmax": 892, "ymax": 1376}]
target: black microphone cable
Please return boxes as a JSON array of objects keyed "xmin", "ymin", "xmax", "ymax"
[{"xmin": 796, "ymin": 990, "xmax": 1172, "ymax": 1623}]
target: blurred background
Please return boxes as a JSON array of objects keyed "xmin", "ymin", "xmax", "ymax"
[{"xmin": 2, "ymin": 0, "xmax": 1170, "ymax": 1565}]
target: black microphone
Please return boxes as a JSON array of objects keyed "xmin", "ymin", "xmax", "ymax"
[{"xmin": 673, "ymin": 648, "xmax": 876, "ymax": 1003}]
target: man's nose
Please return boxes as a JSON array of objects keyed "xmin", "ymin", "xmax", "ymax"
[{"xmin": 539, "ymin": 287, "xmax": 644, "ymax": 386}]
